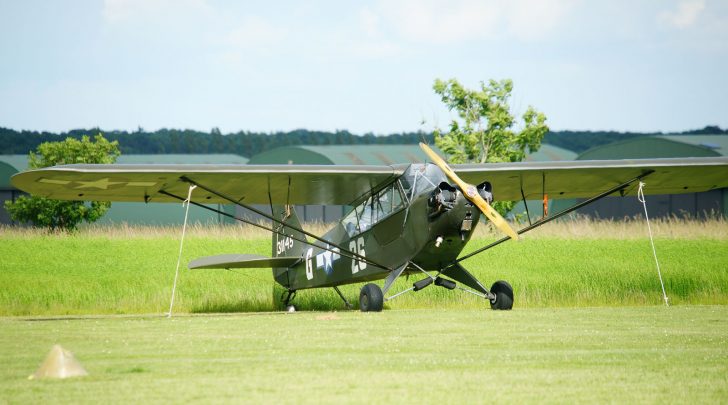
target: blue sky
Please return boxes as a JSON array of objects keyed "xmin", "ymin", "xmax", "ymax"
[{"xmin": 1, "ymin": 0, "xmax": 727, "ymax": 135}]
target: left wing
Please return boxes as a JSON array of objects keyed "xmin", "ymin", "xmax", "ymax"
[{"xmin": 10, "ymin": 164, "xmax": 404, "ymax": 206}]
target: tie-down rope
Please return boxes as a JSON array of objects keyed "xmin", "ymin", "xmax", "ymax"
[
  {"xmin": 167, "ymin": 184, "xmax": 197, "ymax": 317},
  {"xmin": 637, "ymin": 182, "xmax": 669, "ymax": 307}
]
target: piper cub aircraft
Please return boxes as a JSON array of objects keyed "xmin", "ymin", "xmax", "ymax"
[{"xmin": 12, "ymin": 144, "xmax": 728, "ymax": 312}]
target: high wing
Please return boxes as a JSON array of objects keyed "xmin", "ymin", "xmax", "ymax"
[
  {"xmin": 10, "ymin": 164, "xmax": 404, "ymax": 205},
  {"xmin": 10, "ymin": 157, "xmax": 728, "ymax": 205},
  {"xmin": 454, "ymin": 157, "xmax": 728, "ymax": 201}
]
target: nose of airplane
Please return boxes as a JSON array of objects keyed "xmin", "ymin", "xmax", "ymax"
[{"xmin": 427, "ymin": 184, "xmax": 479, "ymax": 242}]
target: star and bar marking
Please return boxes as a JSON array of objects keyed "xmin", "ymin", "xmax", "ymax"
[{"xmin": 38, "ymin": 177, "xmax": 157, "ymax": 190}]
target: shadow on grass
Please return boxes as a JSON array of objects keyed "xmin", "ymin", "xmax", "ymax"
[{"xmin": 190, "ymin": 297, "xmax": 353, "ymax": 314}]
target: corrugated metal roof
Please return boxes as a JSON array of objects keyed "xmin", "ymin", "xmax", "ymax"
[
  {"xmin": 249, "ymin": 143, "xmax": 575, "ymax": 165},
  {"xmin": 116, "ymin": 154, "xmax": 248, "ymax": 164},
  {"xmin": 524, "ymin": 144, "xmax": 577, "ymax": 161},
  {"xmin": 248, "ymin": 145, "xmax": 444, "ymax": 165},
  {"xmin": 0, "ymin": 155, "xmax": 29, "ymax": 171},
  {"xmin": 658, "ymin": 135, "xmax": 728, "ymax": 156},
  {"xmin": 577, "ymin": 137, "xmax": 720, "ymax": 160}
]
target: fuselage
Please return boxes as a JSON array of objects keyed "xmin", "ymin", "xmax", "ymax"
[{"xmin": 279, "ymin": 164, "xmax": 484, "ymax": 290}]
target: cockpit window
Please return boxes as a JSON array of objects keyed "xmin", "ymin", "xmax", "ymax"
[{"xmin": 341, "ymin": 182, "xmax": 406, "ymax": 236}]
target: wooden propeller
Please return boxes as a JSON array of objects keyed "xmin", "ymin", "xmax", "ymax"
[{"xmin": 419, "ymin": 143, "xmax": 519, "ymax": 241}]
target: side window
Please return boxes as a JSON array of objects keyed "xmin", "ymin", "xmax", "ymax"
[
  {"xmin": 391, "ymin": 183, "xmax": 404, "ymax": 211},
  {"xmin": 359, "ymin": 196, "xmax": 374, "ymax": 232},
  {"xmin": 341, "ymin": 183, "xmax": 406, "ymax": 237},
  {"xmin": 341, "ymin": 207, "xmax": 359, "ymax": 236}
]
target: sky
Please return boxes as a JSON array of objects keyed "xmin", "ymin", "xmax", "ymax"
[{"xmin": 1, "ymin": 0, "xmax": 727, "ymax": 135}]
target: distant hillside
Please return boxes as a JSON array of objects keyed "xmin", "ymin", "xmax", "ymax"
[
  {"xmin": 0, "ymin": 128, "xmax": 433, "ymax": 157},
  {"xmin": 1, "ymin": 126, "xmax": 725, "ymax": 156}
]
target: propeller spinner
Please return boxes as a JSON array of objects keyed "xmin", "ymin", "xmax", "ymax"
[{"xmin": 419, "ymin": 142, "xmax": 519, "ymax": 241}]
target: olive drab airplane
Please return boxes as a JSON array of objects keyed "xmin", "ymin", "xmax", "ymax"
[{"xmin": 11, "ymin": 144, "xmax": 728, "ymax": 312}]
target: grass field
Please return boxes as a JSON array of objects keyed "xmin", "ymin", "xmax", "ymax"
[
  {"xmin": 1, "ymin": 218, "xmax": 727, "ymax": 315},
  {"xmin": 1, "ymin": 219, "xmax": 727, "ymax": 402},
  {"xmin": 1, "ymin": 306, "xmax": 726, "ymax": 403}
]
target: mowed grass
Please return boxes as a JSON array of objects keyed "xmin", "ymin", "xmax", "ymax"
[
  {"xmin": 1, "ymin": 219, "xmax": 727, "ymax": 315},
  {"xmin": 1, "ymin": 306, "xmax": 726, "ymax": 403}
]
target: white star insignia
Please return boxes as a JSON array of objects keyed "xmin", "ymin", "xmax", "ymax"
[{"xmin": 74, "ymin": 178, "xmax": 124, "ymax": 190}]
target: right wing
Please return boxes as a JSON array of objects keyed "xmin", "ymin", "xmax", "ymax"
[{"xmin": 11, "ymin": 164, "xmax": 404, "ymax": 205}]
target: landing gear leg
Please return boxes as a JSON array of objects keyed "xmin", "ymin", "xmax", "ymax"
[
  {"xmin": 359, "ymin": 283, "xmax": 384, "ymax": 312},
  {"xmin": 333, "ymin": 286, "xmax": 353, "ymax": 310}
]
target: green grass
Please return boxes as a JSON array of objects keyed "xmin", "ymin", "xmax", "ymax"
[
  {"xmin": 1, "ymin": 307, "xmax": 726, "ymax": 403},
  {"xmin": 1, "ymin": 229, "xmax": 727, "ymax": 315}
]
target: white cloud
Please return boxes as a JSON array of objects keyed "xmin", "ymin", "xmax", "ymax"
[
  {"xmin": 506, "ymin": 0, "xmax": 577, "ymax": 41},
  {"xmin": 359, "ymin": 7, "xmax": 382, "ymax": 38},
  {"xmin": 350, "ymin": 39, "xmax": 401, "ymax": 59},
  {"xmin": 378, "ymin": 0, "xmax": 500, "ymax": 43},
  {"xmin": 224, "ymin": 16, "xmax": 287, "ymax": 50},
  {"xmin": 102, "ymin": 0, "xmax": 212, "ymax": 23},
  {"xmin": 658, "ymin": 0, "xmax": 705, "ymax": 29},
  {"xmin": 366, "ymin": 0, "xmax": 576, "ymax": 44}
]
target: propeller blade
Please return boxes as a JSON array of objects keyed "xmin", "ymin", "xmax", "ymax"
[{"xmin": 419, "ymin": 142, "xmax": 519, "ymax": 241}]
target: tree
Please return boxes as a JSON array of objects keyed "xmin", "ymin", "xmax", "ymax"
[
  {"xmin": 433, "ymin": 78, "xmax": 549, "ymax": 214},
  {"xmin": 5, "ymin": 134, "xmax": 121, "ymax": 231}
]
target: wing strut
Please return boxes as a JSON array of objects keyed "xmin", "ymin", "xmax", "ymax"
[
  {"xmin": 158, "ymin": 188, "xmax": 387, "ymax": 271},
  {"xmin": 159, "ymin": 182, "xmax": 389, "ymax": 272},
  {"xmin": 178, "ymin": 176, "xmax": 390, "ymax": 271},
  {"xmin": 519, "ymin": 184, "xmax": 532, "ymax": 226},
  {"xmin": 449, "ymin": 171, "xmax": 654, "ymax": 267}
]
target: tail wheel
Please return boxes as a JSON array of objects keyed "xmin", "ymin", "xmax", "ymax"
[
  {"xmin": 489, "ymin": 280, "xmax": 514, "ymax": 310},
  {"xmin": 273, "ymin": 283, "xmax": 296, "ymax": 312},
  {"xmin": 272, "ymin": 283, "xmax": 287, "ymax": 311},
  {"xmin": 359, "ymin": 283, "xmax": 384, "ymax": 312}
]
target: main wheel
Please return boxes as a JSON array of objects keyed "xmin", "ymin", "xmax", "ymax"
[
  {"xmin": 489, "ymin": 280, "xmax": 514, "ymax": 310},
  {"xmin": 359, "ymin": 283, "xmax": 384, "ymax": 312}
]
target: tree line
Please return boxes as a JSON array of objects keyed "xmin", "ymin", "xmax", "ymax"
[{"xmin": 1, "ymin": 126, "xmax": 725, "ymax": 157}]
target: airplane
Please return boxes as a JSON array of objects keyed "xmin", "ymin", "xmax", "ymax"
[{"xmin": 11, "ymin": 143, "xmax": 728, "ymax": 312}]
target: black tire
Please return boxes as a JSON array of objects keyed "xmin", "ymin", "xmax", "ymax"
[
  {"xmin": 359, "ymin": 283, "xmax": 384, "ymax": 312},
  {"xmin": 489, "ymin": 280, "xmax": 514, "ymax": 310}
]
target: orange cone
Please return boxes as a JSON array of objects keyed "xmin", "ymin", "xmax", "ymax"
[{"xmin": 29, "ymin": 345, "xmax": 88, "ymax": 380}]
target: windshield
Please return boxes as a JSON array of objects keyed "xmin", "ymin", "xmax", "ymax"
[{"xmin": 399, "ymin": 163, "xmax": 447, "ymax": 201}]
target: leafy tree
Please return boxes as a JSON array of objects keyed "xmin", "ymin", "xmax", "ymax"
[
  {"xmin": 5, "ymin": 134, "xmax": 120, "ymax": 231},
  {"xmin": 433, "ymin": 78, "xmax": 549, "ymax": 214}
]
